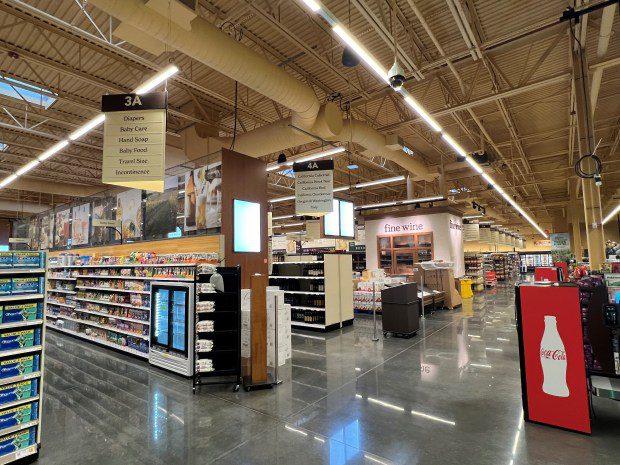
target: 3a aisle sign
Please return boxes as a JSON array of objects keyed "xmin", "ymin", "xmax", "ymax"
[
  {"xmin": 293, "ymin": 159, "xmax": 334, "ymax": 215},
  {"xmin": 101, "ymin": 92, "xmax": 167, "ymax": 192}
]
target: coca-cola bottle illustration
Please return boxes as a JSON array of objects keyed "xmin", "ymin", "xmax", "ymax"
[{"xmin": 540, "ymin": 315, "xmax": 569, "ymax": 397}]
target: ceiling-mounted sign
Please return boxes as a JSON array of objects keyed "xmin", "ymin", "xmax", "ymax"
[
  {"xmin": 498, "ymin": 231, "xmax": 507, "ymax": 245},
  {"xmin": 462, "ymin": 220, "xmax": 480, "ymax": 242},
  {"xmin": 480, "ymin": 224, "xmax": 491, "ymax": 242},
  {"xmin": 294, "ymin": 159, "xmax": 334, "ymax": 215},
  {"xmin": 550, "ymin": 232, "xmax": 570, "ymax": 251},
  {"xmin": 101, "ymin": 92, "xmax": 167, "ymax": 192},
  {"xmin": 491, "ymin": 227, "xmax": 499, "ymax": 244}
]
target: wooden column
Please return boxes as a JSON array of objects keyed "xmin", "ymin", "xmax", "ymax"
[{"xmin": 250, "ymin": 274, "xmax": 268, "ymax": 383}]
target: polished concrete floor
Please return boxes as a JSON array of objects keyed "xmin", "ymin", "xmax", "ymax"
[{"xmin": 37, "ymin": 285, "xmax": 620, "ymax": 465}]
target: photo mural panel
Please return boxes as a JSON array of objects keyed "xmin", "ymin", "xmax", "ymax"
[
  {"xmin": 71, "ymin": 203, "xmax": 90, "ymax": 246},
  {"xmin": 145, "ymin": 190, "xmax": 177, "ymax": 240},
  {"xmin": 116, "ymin": 189, "xmax": 143, "ymax": 240},
  {"xmin": 54, "ymin": 209, "xmax": 70, "ymax": 248},
  {"xmin": 91, "ymin": 197, "xmax": 116, "ymax": 244}
]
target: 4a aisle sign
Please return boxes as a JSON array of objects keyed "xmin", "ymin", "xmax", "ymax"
[
  {"xmin": 293, "ymin": 159, "xmax": 334, "ymax": 215},
  {"xmin": 101, "ymin": 92, "xmax": 167, "ymax": 192}
]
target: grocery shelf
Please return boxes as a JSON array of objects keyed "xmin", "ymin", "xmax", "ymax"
[
  {"xmin": 75, "ymin": 297, "xmax": 149, "ymax": 310},
  {"xmin": 72, "ymin": 307, "xmax": 150, "ymax": 325},
  {"xmin": 0, "ymin": 346, "xmax": 42, "ymax": 358},
  {"xmin": 0, "ymin": 371, "xmax": 41, "ymax": 387},
  {"xmin": 48, "ymin": 277, "xmax": 77, "ymax": 281},
  {"xmin": 269, "ymin": 276, "xmax": 324, "ymax": 280},
  {"xmin": 47, "ymin": 301, "xmax": 76, "ymax": 309},
  {"xmin": 47, "ymin": 289, "xmax": 76, "ymax": 295},
  {"xmin": 291, "ymin": 322, "xmax": 325, "ymax": 329},
  {"xmin": 49, "ymin": 263, "xmax": 198, "ymax": 269},
  {"xmin": 78, "ymin": 274, "xmax": 193, "ymax": 282},
  {"xmin": 0, "ymin": 319, "xmax": 43, "ymax": 330},
  {"xmin": 76, "ymin": 286, "xmax": 150, "ymax": 294},
  {"xmin": 52, "ymin": 314, "xmax": 149, "ymax": 340},
  {"xmin": 0, "ymin": 420, "xmax": 39, "ymax": 437},
  {"xmin": 274, "ymin": 260, "xmax": 324, "ymax": 264},
  {"xmin": 0, "ymin": 294, "xmax": 44, "ymax": 303},
  {"xmin": 283, "ymin": 290, "xmax": 324, "ymax": 295},
  {"xmin": 0, "ymin": 444, "xmax": 38, "ymax": 465},
  {"xmin": 0, "ymin": 395, "xmax": 40, "ymax": 411},
  {"xmin": 0, "ymin": 268, "xmax": 45, "ymax": 275},
  {"xmin": 290, "ymin": 306, "xmax": 325, "ymax": 311},
  {"xmin": 47, "ymin": 324, "xmax": 149, "ymax": 358}
]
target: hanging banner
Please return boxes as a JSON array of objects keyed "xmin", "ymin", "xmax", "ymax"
[
  {"xmin": 491, "ymin": 227, "xmax": 499, "ymax": 244},
  {"xmin": 294, "ymin": 160, "xmax": 334, "ymax": 215},
  {"xmin": 480, "ymin": 224, "xmax": 491, "ymax": 243},
  {"xmin": 102, "ymin": 92, "xmax": 167, "ymax": 192},
  {"xmin": 498, "ymin": 231, "xmax": 506, "ymax": 245},
  {"xmin": 462, "ymin": 220, "xmax": 480, "ymax": 242},
  {"xmin": 550, "ymin": 233, "xmax": 570, "ymax": 251}
]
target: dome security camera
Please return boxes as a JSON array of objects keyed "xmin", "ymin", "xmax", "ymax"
[{"xmin": 388, "ymin": 61, "xmax": 405, "ymax": 91}]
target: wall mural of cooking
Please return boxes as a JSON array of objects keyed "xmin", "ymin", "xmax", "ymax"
[
  {"xmin": 54, "ymin": 209, "xmax": 70, "ymax": 248},
  {"xmin": 184, "ymin": 162, "xmax": 221, "ymax": 232},
  {"xmin": 71, "ymin": 203, "xmax": 90, "ymax": 246},
  {"xmin": 116, "ymin": 189, "xmax": 143, "ymax": 240}
]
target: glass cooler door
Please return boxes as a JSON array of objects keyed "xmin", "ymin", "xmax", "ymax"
[
  {"xmin": 170, "ymin": 290, "xmax": 188, "ymax": 356},
  {"xmin": 152, "ymin": 288, "xmax": 170, "ymax": 349}
]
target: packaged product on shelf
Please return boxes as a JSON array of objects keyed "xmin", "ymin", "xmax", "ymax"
[
  {"xmin": 198, "ymin": 264, "xmax": 217, "ymax": 274},
  {"xmin": 198, "ymin": 283, "xmax": 216, "ymax": 294},
  {"xmin": 0, "ymin": 279, "xmax": 11, "ymax": 295},
  {"xmin": 0, "ymin": 329, "xmax": 41, "ymax": 351},
  {"xmin": 0, "ymin": 303, "xmax": 42, "ymax": 323},
  {"xmin": 0, "ymin": 379, "xmax": 38, "ymax": 406},
  {"xmin": 0, "ymin": 401, "xmax": 38, "ymax": 429},
  {"xmin": 11, "ymin": 277, "xmax": 43, "ymax": 295},
  {"xmin": 0, "ymin": 253, "xmax": 12, "ymax": 268},
  {"xmin": 0, "ymin": 426, "xmax": 37, "ymax": 456},
  {"xmin": 196, "ymin": 301, "xmax": 215, "ymax": 313},
  {"xmin": 12, "ymin": 252, "xmax": 44, "ymax": 268},
  {"xmin": 0, "ymin": 355, "xmax": 40, "ymax": 379},
  {"xmin": 195, "ymin": 358, "xmax": 214, "ymax": 372},
  {"xmin": 195, "ymin": 339, "xmax": 214, "ymax": 352},
  {"xmin": 196, "ymin": 320, "xmax": 214, "ymax": 332}
]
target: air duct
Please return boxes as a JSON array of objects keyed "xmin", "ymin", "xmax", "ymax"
[{"xmin": 89, "ymin": 0, "xmax": 436, "ymax": 181}]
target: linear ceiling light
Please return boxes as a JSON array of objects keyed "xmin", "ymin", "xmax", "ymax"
[
  {"xmin": 355, "ymin": 175, "xmax": 405, "ymax": 188},
  {"xmin": 334, "ymin": 186, "xmax": 350, "ymax": 192},
  {"xmin": 274, "ymin": 222, "xmax": 305, "ymax": 228},
  {"xmin": 356, "ymin": 195, "xmax": 444, "ymax": 210},
  {"xmin": 298, "ymin": 1, "xmax": 547, "ymax": 237},
  {"xmin": 602, "ymin": 203, "xmax": 620, "ymax": 225},
  {"xmin": 272, "ymin": 214, "xmax": 295, "ymax": 220},
  {"xmin": 68, "ymin": 114, "xmax": 106, "ymax": 141},
  {"xmin": 16, "ymin": 159, "xmax": 40, "ymax": 176},
  {"xmin": 134, "ymin": 64, "xmax": 179, "ymax": 95},
  {"xmin": 38, "ymin": 140, "xmax": 69, "ymax": 161},
  {"xmin": 463, "ymin": 215, "xmax": 484, "ymax": 220},
  {"xmin": 0, "ymin": 174, "xmax": 17, "ymax": 188},
  {"xmin": 266, "ymin": 147, "xmax": 345, "ymax": 172},
  {"xmin": 269, "ymin": 195, "xmax": 296, "ymax": 203}
]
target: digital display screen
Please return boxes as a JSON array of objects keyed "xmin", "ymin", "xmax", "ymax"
[
  {"xmin": 233, "ymin": 199, "xmax": 261, "ymax": 253},
  {"xmin": 323, "ymin": 199, "xmax": 355, "ymax": 239}
]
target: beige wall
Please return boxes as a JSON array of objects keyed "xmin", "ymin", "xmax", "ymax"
[{"xmin": 463, "ymin": 237, "xmax": 551, "ymax": 253}]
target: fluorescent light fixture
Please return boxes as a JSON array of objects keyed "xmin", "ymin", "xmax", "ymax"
[
  {"xmin": 332, "ymin": 25, "xmax": 389, "ymax": 83},
  {"xmin": 400, "ymin": 195, "xmax": 444, "ymax": 206},
  {"xmin": 356, "ymin": 195, "xmax": 444, "ymax": 210},
  {"xmin": 269, "ymin": 195, "xmax": 295, "ymax": 203},
  {"xmin": 441, "ymin": 133, "xmax": 467, "ymax": 158},
  {"xmin": 68, "ymin": 114, "xmax": 105, "ymax": 140},
  {"xmin": 273, "ymin": 214, "xmax": 295, "ymax": 220},
  {"xmin": 463, "ymin": 215, "xmax": 483, "ymax": 220},
  {"xmin": 465, "ymin": 156, "xmax": 484, "ymax": 174},
  {"xmin": 274, "ymin": 222, "xmax": 304, "ymax": 228},
  {"xmin": 0, "ymin": 174, "xmax": 18, "ymax": 188},
  {"xmin": 357, "ymin": 200, "xmax": 397, "ymax": 210},
  {"xmin": 38, "ymin": 140, "xmax": 69, "ymax": 161},
  {"xmin": 355, "ymin": 175, "xmax": 405, "ymax": 188},
  {"xmin": 403, "ymin": 95, "xmax": 442, "ymax": 132},
  {"xmin": 602, "ymin": 203, "xmax": 620, "ymax": 225},
  {"xmin": 286, "ymin": 230, "xmax": 306, "ymax": 235},
  {"xmin": 481, "ymin": 172, "xmax": 495, "ymax": 186},
  {"xmin": 134, "ymin": 64, "xmax": 179, "ymax": 95},
  {"xmin": 16, "ymin": 159, "xmax": 40, "ymax": 176},
  {"xmin": 333, "ymin": 186, "xmax": 350, "ymax": 192},
  {"xmin": 301, "ymin": 0, "xmax": 321, "ymax": 12}
]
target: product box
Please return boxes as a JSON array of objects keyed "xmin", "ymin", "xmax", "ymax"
[
  {"xmin": 0, "ymin": 380, "xmax": 38, "ymax": 407},
  {"xmin": 0, "ymin": 253, "xmax": 12, "ymax": 269},
  {"xmin": 0, "ymin": 402, "xmax": 38, "ymax": 430},
  {"xmin": 0, "ymin": 355, "xmax": 40, "ymax": 380},
  {"xmin": 0, "ymin": 329, "xmax": 41, "ymax": 352},
  {"xmin": 10, "ymin": 278, "xmax": 42, "ymax": 295},
  {"xmin": 11, "ymin": 252, "xmax": 43, "ymax": 269},
  {"xmin": 0, "ymin": 426, "xmax": 36, "ymax": 456},
  {"xmin": 0, "ymin": 303, "xmax": 41, "ymax": 323},
  {"xmin": 0, "ymin": 279, "xmax": 10, "ymax": 296}
]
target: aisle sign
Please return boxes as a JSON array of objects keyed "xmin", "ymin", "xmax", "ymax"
[
  {"xmin": 550, "ymin": 233, "xmax": 570, "ymax": 251},
  {"xmin": 101, "ymin": 92, "xmax": 167, "ymax": 192},
  {"xmin": 491, "ymin": 227, "xmax": 499, "ymax": 244},
  {"xmin": 498, "ymin": 231, "xmax": 506, "ymax": 245},
  {"xmin": 480, "ymin": 224, "xmax": 491, "ymax": 242},
  {"xmin": 462, "ymin": 221, "xmax": 480, "ymax": 241},
  {"xmin": 293, "ymin": 160, "xmax": 334, "ymax": 215}
]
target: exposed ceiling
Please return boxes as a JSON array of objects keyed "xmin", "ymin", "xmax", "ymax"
[{"xmin": 0, "ymin": 0, "xmax": 618, "ymax": 234}]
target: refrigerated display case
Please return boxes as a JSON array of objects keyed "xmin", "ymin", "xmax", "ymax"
[{"xmin": 149, "ymin": 282, "xmax": 195, "ymax": 376}]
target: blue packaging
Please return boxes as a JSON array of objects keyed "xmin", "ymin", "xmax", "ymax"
[
  {"xmin": 0, "ymin": 303, "xmax": 41, "ymax": 323},
  {"xmin": 0, "ymin": 355, "xmax": 40, "ymax": 379},
  {"xmin": 0, "ymin": 426, "xmax": 36, "ymax": 456},
  {"xmin": 0, "ymin": 253, "xmax": 11, "ymax": 269},
  {"xmin": 0, "ymin": 402, "xmax": 38, "ymax": 429},
  {"xmin": 0, "ymin": 279, "xmax": 10, "ymax": 296},
  {"xmin": 10, "ymin": 278, "xmax": 42, "ymax": 295},
  {"xmin": 11, "ymin": 252, "xmax": 42, "ymax": 268},
  {"xmin": 0, "ymin": 380, "xmax": 38, "ymax": 406},
  {"xmin": 0, "ymin": 329, "xmax": 41, "ymax": 351}
]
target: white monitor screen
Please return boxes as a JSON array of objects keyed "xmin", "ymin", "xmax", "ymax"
[
  {"xmin": 323, "ymin": 199, "xmax": 340, "ymax": 237},
  {"xmin": 339, "ymin": 200, "xmax": 355, "ymax": 238},
  {"xmin": 233, "ymin": 199, "xmax": 261, "ymax": 253}
]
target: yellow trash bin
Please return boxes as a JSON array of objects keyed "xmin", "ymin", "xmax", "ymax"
[{"xmin": 460, "ymin": 278, "xmax": 473, "ymax": 299}]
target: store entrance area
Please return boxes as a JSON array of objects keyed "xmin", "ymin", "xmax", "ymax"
[{"xmin": 40, "ymin": 287, "xmax": 620, "ymax": 465}]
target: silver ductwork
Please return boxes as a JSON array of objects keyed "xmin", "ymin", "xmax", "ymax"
[{"xmin": 90, "ymin": 0, "xmax": 436, "ymax": 181}]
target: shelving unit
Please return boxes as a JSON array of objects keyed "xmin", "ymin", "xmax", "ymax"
[
  {"xmin": 269, "ymin": 255, "xmax": 353, "ymax": 331},
  {"xmin": 0, "ymin": 255, "xmax": 46, "ymax": 464},
  {"xmin": 464, "ymin": 252, "xmax": 484, "ymax": 292},
  {"xmin": 193, "ymin": 266, "xmax": 242, "ymax": 392},
  {"xmin": 45, "ymin": 262, "xmax": 198, "ymax": 359}
]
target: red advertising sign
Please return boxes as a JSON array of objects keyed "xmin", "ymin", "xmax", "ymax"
[
  {"xmin": 517, "ymin": 285, "xmax": 590, "ymax": 434},
  {"xmin": 534, "ymin": 267, "xmax": 561, "ymax": 282}
]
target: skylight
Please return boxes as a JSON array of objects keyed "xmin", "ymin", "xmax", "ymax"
[
  {"xmin": 0, "ymin": 143, "xmax": 7, "ymax": 151},
  {"xmin": 0, "ymin": 76, "xmax": 57, "ymax": 109}
]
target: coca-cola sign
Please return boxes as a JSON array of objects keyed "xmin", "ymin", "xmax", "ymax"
[{"xmin": 540, "ymin": 349, "xmax": 566, "ymax": 360}]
